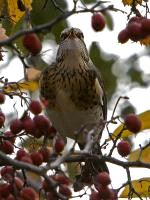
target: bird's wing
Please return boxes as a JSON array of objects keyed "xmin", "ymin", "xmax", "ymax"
[
  {"xmin": 39, "ymin": 63, "xmax": 57, "ymax": 107},
  {"xmin": 96, "ymin": 69, "xmax": 107, "ymax": 121},
  {"xmin": 88, "ymin": 60, "xmax": 107, "ymax": 121}
]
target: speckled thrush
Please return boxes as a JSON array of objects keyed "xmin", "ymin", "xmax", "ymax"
[{"xmin": 39, "ymin": 27, "xmax": 107, "ymax": 147}]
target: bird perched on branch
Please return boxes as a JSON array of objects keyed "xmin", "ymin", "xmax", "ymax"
[{"xmin": 39, "ymin": 27, "xmax": 107, "ymax": 149}]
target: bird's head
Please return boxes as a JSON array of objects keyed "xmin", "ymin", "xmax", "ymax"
[
  {"xmin": 56, "ymin": 27, "xmax": 89, "ymax": 63},
  {"xmin": 60, "ymin": 27, "xmax": 84, "ymax": 41}
]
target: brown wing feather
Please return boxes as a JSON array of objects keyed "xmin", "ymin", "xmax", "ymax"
[{"xmin": 39, "ymin": 63, "xmax": 57, "ymax": 107}]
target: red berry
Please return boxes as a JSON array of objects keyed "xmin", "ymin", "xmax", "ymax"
[
  {"xmin": 128, "ymin": 16, "xmax": 144, "ymax": 24},
  {"xmin": 6, "ymin": 194, "xmax": 15, "ymax": 200},
  {"xmin": 38, "ymin": 146, "xmax": 51, "ymax": 162},
  {"xmin": 1, "ymin": 166, "xmax": 14, "ymax": 181},
  {"xmin": 0, "ymin": 93, "xmax": 5, "ymax": 104},
  {"xmin": 1, "ymin": 140, "xmax": 14, "ymax": 154},
  {"xmin": 0, "ymin": 183, "xmax": 12, "ymax": 198},
  {"xmin": 95, "ymin": 172, "xmax": 111, "ymax": 186},
  {"xmin": 20, "ymin": 155, "xmax": 33, "ymax": 164},
  {"xmin": 16, "ymin": 148, "xmax": 29, "ymax": 160},
  {"xmin": 23, "ymin": 118, "xmax": 36, "ymax": 135},
  {"xmin": 118, "ymin": 28, "xmax": 129, "ymax": 44},
  {"xmin": 33, "ymin": 115, "xmax": 51, "ymax": 131},
  {"xmin": 97, "ymin": 185, "xmax": 114, "ymax": 199},
  {"xmin": 20, "ymin": 187, "xmax": 38, "ymax": 200},
  {"xmin": 0, "ymin": 111, "xmax": 5, "ymax": 120},
  {"xmin": 54, "ymin": 174, "xmax": 70, "ymax": 185},
  {"xmin": 22, "ymin": 33, "xmax": 42, "ymax": 55},
  {"xmin": 33, "ymin": 129, "xmax": 44, "ymax": 138},
  {"xmin": 59, "ymin": 185, "xmax": 72, "ymax": 198},
  {"xmin": 53, "ymin": 137, "xmax": 65, "ymax": 153},
  {"xmin": 10, "ymin": 177, "xmax": 23, "ymax": 191},
  {"xmin": 141, "ymin": 18, "xmax": 150, "ymax": 34},
  {"xmin": 127, "ymin": 21, "xmax": 144, "ymax": 41},
  {"xmin": 90, "ymin": 191, "xmax": 99, "ymax": 200},
  {"xmin": 30, "ymin": 151, "xmax": 43, "ymax": 166},
  {"xmin": 117, "ymin": 140, "xmax": 131, "ymax": 157},
  {"xmin": 124, "ymin": 113, "xmax": 142, "ymax": 133},
  {"xmin": 28, "ymin": 100, "xmax": 42, "ymax": 115},
  {"xmin": 0, "ymin": 116, "xmax": 5, "ymax": 128},
  {"xmin": 45, "ymin": 125, "xmax": 57, "ymax": 139},
  {"xmin": 91, "ymin": 13, "xmax": 105, "ymax": 32},
  {"xmin": 42, "ymin": 178, "xmax": 50, "ymax": 192},
  {"xmin": 4, "ymin": 131, "xmax": 16, "ymax": 143},
  {"xmin": 10, "ymin": 119, "xmax": 23, "ymax": 134}
]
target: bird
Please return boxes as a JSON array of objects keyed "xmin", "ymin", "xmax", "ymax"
[{"xmin": 39, "ymin": 27, "xmax": 107, "ymax": 149}]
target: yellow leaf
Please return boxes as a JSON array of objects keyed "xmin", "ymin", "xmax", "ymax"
[
  {"xmin": 120, "ymin": 178, "xmax": 150, "ymax": 198},
  {"xmin": 140, "ymin": 36, "xmax": 150, "ymax": 46},
  {"xmin": 122, "ymin": 0, "xmax": 142, "ymax": 6},
  {"xmin": 129, "ymin": 145, "xmax": 150, "ymax": 163},
  {"xmin": 7, "ymin": 0, "xmax": 32, "ymax": 23},
  {"xmin": 4, "ymin": 80, "xmax": 39, "ymax": 93},
  {"xmin": 110, "ymin": 111, "xmax": 150, "ymax": 139}
]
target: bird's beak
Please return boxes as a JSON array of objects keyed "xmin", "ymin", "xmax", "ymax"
[{"xmin": 68, "ymin": 29, "xmax": 76, "ymax": 39}]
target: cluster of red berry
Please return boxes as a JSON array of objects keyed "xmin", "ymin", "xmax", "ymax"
[
  {"xmin": 42, "ymin": 173, "xmax": 72, "ymax": 199},
  {"xmin": 0, "ymin": 169, "xmax": 38, "ymax": 200},
  {"xmin": 0, "ymin": 164, "xmax": 72, "ymax": 199},
  {"xmin": 0, "ymin": 98, "xmax": 67, "ymax": 155},
  {"xmin": 90, "ymin": 172, "xmax": 116, "ymax": 200},
  {"xmin": 117, "ymin": 113, "xmax": 142, "ymax": 157},
  {"xmin": 118, "ymin": 16, "xmax": 150, "ymax": 44},
  {"xmin": 0, "ymin": 97, "xmax": 68, "ymax": 199}
]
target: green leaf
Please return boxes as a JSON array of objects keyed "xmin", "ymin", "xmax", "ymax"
[
  {"xmin": 30, "ymin": 0, "xmax": 67, "ymax": 26},
  {"xmin": 30, "ymin": 0, "xmax": 68, "ymax": 43},
  {"xmin": 128, "ymin": 67, "xmax": 146, "ymax": 86},
  {"xmin": 103, "ymin": 12, "xmax": 114, "ymax": 31}
]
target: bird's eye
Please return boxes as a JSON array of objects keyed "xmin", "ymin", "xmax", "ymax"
[
  {"xmin": 76, "ymin": 32, "xmax": 84, "ymax": 39},
  {"xmin": 60, "ymin": 32, "xmax": 68, "ymax": 41}
]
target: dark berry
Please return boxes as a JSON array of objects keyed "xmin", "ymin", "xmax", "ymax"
[
  {"xmin": 91, "ymin": 13, "xmax": 105, "ymax": 32},
  {"xmin": 124, "ymin": 113, "xmax": 142, "ymax": 133},
  {"xmin": 10, "ymin": 119, "xmax": 23, "ymax": 134},
  {"xmin": 118, "ymin": 28, "xmax": 129, "ymax": 43},
  {"xmin": 0, "ymin": 140, "xmax": 14, "ymax": 154},
  {"xmin": 22, "ymin": 33, "xmax": 42, "ymax": 55},
  {"xmin": 30, "ymin": 151, "xmax": 43, "ymax": 166},
  {"xmin": 117, "ymin": 140, "xmax": 131, "ymax": 157},
  {"xmin": 53, "ymin": 137, "xmax": 65, "ymax": 153},
  {"xmin": 33, "ymin": 115, "xmax": 51, "ymax": 131},
  {"xmin": 28, "ymin": 100, "xmax": 42, "ymax": 115},
  {"xmin": 0, "ymin": 93, "xmax": 5, "ymax": 104},
  {"xmin": 95, "ymin": 172, "xmax": 111, "ymax": 186}
]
